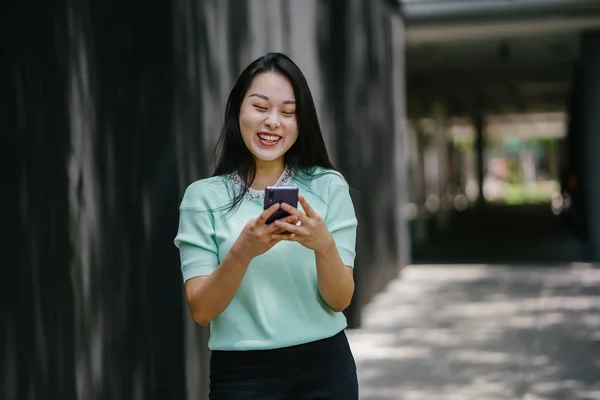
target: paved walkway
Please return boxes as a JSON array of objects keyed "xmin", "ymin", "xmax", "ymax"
[{"xmin": 346, "ymin": 264, "xmax": 600, "ymax": 400}]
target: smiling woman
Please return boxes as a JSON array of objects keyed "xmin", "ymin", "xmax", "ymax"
[
  {"xmin": 174, "ymin": 53, "xmax": 359, "ymax": 399},
  {"xmin": 239, "ymin": 72, "xmax": 299, "ymax": 161}
]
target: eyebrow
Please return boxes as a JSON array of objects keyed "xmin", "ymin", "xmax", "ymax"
[{"xmin": 248, "ymin": 93, "xmax": 295, "ymax": 104}]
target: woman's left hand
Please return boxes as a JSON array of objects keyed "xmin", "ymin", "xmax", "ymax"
[{"xmin": 272, "ymin": 195, "xmax": 334, "ymax": 254}]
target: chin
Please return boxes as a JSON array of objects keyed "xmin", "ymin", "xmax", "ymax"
[
  {"xmin": 253, "ymin": 152, "xmax": 284, "ymax": 162},
  {"xmin": 251, "ymin": 148, "xmax": 285, "ymax": 162}
]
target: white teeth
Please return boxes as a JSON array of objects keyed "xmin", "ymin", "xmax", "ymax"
[{"xmin": 258, "ymin": 134, "xmax": 280, "ymax": 142}]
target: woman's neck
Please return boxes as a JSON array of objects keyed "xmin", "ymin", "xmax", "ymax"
[{"xmin": 250, "ymin": 159, "xmax": 285, "ymax": 190}]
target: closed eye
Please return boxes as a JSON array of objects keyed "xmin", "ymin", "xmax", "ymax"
[{"xmin": 253, "ymin": 105, "xmax": 267, "ymax": 111}]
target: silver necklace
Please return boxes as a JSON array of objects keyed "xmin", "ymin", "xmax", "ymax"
[{"xmin": 227, "ymin": 167, "xmax": 294, "ymax": 202}]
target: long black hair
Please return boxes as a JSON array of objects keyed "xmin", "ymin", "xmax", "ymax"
[{"xmin": 212, "ymin": 52, "xmax": 337, "ymax": 211}]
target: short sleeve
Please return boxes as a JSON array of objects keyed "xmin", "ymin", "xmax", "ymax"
[
  {"xmin": 174, "ymin": 187, "xmax": 219, "ymax": 282},
  {"xmin": 324, "ymin": 177, "xmax": 358, "ymax": 268}
]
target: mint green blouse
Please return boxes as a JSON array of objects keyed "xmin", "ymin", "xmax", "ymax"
[{"xmin": 174, "ymin": 167, "xmax": 358, "ymax": 351}]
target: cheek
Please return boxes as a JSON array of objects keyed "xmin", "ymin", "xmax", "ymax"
[
  {"xmin": 282, "ymin": 118, "xmax": 298, "ymax": 133},
  {"xmin": 288, "ymin": 127, "xmax": 299, "ymax": 142},
  {"xmin": 239, "ymin": 110, "xmax": 260, "ymax": 132}
]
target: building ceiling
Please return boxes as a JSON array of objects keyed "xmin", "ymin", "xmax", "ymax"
[{"xmin": 401, "ymin": 0, "xmax": 600, "ymax": 117}]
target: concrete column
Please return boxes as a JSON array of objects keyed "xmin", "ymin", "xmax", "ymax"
[
  {"xmin": 565, "ymin": 61, "xmax": 587, "ymax": 240},
  {"xmin": 391, "ymin": 13, "xmax": 411, "ymax": 267},
  {"xmin": 474, "ymin": 109, "xmax": 486, "ymax": 207},
  {"xmin": 432, "ymin": 99, "xmax": 451, "ymax": 229},
  {"xmin": 581, "ymin": 30, "xmax": 600, "ymax": 261},
  {"xmin": 414, "ymin": 126, "xmax": 429, "ymax": 243}
]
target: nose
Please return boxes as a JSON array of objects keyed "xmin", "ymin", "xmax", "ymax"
[{"xmin": 264, "ymin": 110, "xmax": 280, "ymax": 129}]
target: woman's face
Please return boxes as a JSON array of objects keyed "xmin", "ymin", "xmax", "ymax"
[{"xmin": 239, "ymin": 71, "xmax": 298, "ymax": 164}]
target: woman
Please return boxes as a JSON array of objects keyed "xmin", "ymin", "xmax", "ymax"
[{"xmin": 174, "ymin": 52, "xmax": 359, "ymax": 399}]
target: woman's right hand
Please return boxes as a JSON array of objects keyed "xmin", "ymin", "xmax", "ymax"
[{"xmin": 230, "ymin": 203, "xmax": 299, "ymax": 262}]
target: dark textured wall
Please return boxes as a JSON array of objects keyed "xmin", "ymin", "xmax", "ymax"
[
  {"xmin": 580, "ymin": 30, "xmax": 600, "ymax": 261},
  {"xmin": 3, "ymin": 1, "xmax": 183, "ymax": 399},
  {"xmin": 2, "ymin": 0, "xmax": 408, "ymax": 399},
  {"xmin": 316, "ymin": 0, "xmax": 410, "ymax": 323}
]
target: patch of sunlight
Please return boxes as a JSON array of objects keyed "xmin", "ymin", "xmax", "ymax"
[
  {"xmin": 582, "ymin": 313, "xmax": 600, "ymax": 328},
  {"xmin": 345, "ymin": 332, "xmax": 397, "ymax": 347},
  {"xmin": 576, "ymin": 390, "xmax": 600, "ymax": 400},
  {"xmin": 357, "ymin": 365, "xmax": 395, "ymax": 382},
  {"xmin": 362, "ymin": 305, "xmax": 424, "ymax": 326},
  {"xmin": 403, "ymin": 264, "xmax": 497, "ymax": 281},
  {"xmin": 399, "ymin": 328, "xmax": 458, "ymax": 346},
  {"xmin": 438, "ymin": 295, "xmax": 600, "ymax": 320},
  {"xmin": 531, "ymin": 380, "xmax": 579, "ymax": 394},
  {"xmin": 360, "ymin": 382, "xmax": 517, "ymax": 400},
  {"xmin": 528, "ymin": 379, "xmax": 600, "ymax": 399},
  {"xmin": 351, "ymin": 344, "xmax": 433, "ymax": 361},
  {"xmin": 349, "ymin": 265, "xmax": 600, "ymax": 399},
  {"xmin": 446, "ymin": 349, "xmax": 512, "ymax": 365},
  {"xmin": 540, "ymin": 296, "xmax": 600, "ymax": 312},
  {"xmin": 530, "ymin": 355, "xmax": 552, "ymax": 367},
  {"xmin": 506, "ymin": 315, "xmax": 538, "ymax": 329},
  {"xmin": 522, "ymin": 394, "xmax": 548, "ymax": 400},
  {"xmin": 536, "ymin": 312, "xmax": 566, "ymax": 327}
]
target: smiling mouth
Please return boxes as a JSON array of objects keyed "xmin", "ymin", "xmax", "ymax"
[{"xmin": 257, "ymin": 132, "xmax": 282, "ymax": 144}]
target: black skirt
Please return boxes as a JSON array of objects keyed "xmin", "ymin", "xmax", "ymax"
[{"xmin": 209, "ymin": 330, "xmax": 359, "ymax": 400}]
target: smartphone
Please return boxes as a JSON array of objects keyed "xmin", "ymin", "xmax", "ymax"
[{"xmin": 263, "ymin": 186, "xmax": 299, "ymax": 224}]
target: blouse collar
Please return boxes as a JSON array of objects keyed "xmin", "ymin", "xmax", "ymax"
[{"xmin": 228, "ymin": 166, "xmax": 294, "ymax": 202}]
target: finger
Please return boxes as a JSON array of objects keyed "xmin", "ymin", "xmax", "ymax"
[
  {"xmin": 280, "ymin": 202, "xmax": 311, "ymax": 226},
  {"xmin": 277, "ymin": 215, "xmax": 300, "ymax": 232},
  {"xmin": 280, "ymin": 214, "xmax": 299, "ymax": 224},
  {"xmin": 298, "ymin": 195, "xmax": 318, "ymax": 218},
  {"xmin": 257, "ymin": 203, "xmax": 281, "ymax": 225},
  {"xmin": 274, "ymin": 220, "xmax": 309, "ymax": 236},
  {"xmin": 264, "ymin": 214, "xmax": 299, "ymax": 234},
  {"xmin": 272, "ymin": 233, "xmax": 296, "ymax": 241},
  {"xmin": 279, "ymin": 201, "xmax": 302, "ymax": 218}
]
